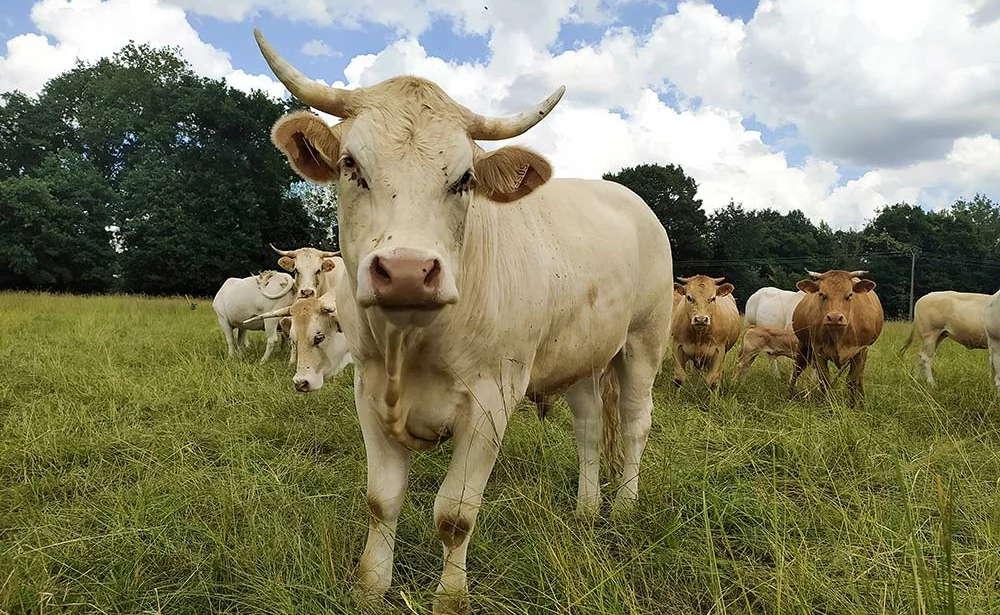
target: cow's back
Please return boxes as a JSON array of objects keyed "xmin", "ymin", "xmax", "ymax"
[{"xmin": 915, "ymin": 291, "xmax": 989, "ymax": 348}]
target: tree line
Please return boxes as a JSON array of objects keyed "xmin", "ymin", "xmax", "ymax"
[{"xmin": 2, "ymin": 46, "xmax": 997, "ymax": 317}]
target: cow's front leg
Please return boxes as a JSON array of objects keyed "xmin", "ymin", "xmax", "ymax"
[
  {"xmin": 671, "ymin": 344, "xmax": 687, "ymax": 387},
  {"xmin": 704, "ymin": 346, "xmax": 726, "ymax": 392},
  {"xmin": 566, "ymin": 376, "xmax": 603, "ymax": 518},
  {"xmin": 433, "ymin": 398, "xmax": 509, "ymax": 614},
  {"xmin": 847, "ymin": 347, "xmax": 868, "ymax": 407},
  {"xmin": 814, "ymin": 356, "xmax": 832, "ymax": 396},
  {"xmin": 354, "ymin": 377, "xmax": 412, "ymax": 604}
]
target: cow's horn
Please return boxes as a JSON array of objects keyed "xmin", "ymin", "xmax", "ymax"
[
  {"xmin": 318, "ymin": 250, "xmax": 340, "ymax": 258},
  {"xmin": 464, "ymin": 86, "xmax": 566, "ymax": 141},
  {"xmin": 254, "ymin": 29, "xmax": 355, "ymax": 118},
  {"xmin": 676, "ymin": 276, "xmax": 693, "ymax": 283},
  {"xmin": 849, "ymin": 270, "xmax": 869, "ymax": 277},
  {"xmin": 269, "ymin": 243, "xmax": 295, "ymax": 257},
  {"xmin": 243, "ymin": 305, "xmax": 293, "ymax": 325},
  {"xmin": 711, "ymin": 276, "xmax": 726, "ymax": 284},
  {"xmin": 805, "ymin": 269, "xmax": 823, "ymax": 278}
]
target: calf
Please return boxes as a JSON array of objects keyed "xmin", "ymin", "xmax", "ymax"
[
  {"xmin": 790, "ymin": 269, "xmax": 883, "ymax": 406},
  {"xmin": 736, "ymin": 325, "xmax": 800, "ymax": 375},
  {"xmin": 671, "ymin": 275, "xmax": 741, "ymax": 390}
]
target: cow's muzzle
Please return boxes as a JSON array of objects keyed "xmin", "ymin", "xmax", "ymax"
[
  {"xmin": 823, "ymin": 312, "xmax": 848, "ymax": 327},
  {"xmin": 691, "ymin": 315, "xmax": 711, "ymax": 327},
  {"xmin": 357, "ymin": 248, "xmax": 459, "ymax": 313}
]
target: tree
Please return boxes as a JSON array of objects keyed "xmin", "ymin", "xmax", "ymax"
[{"xmin": 603, "ymin": 163, "xmax": 710, "ymax": 262}]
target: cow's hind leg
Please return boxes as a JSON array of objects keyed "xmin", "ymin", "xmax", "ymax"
[
  {"xmin": 236, "ymin": 328, "xmax": 248, "ymax": 357},
  {"xmin": 917, "ymin": 332, "xmax": 944, "ymax": 385},
  {"xmin": 218, "ymin": 315, "xmax": 237, "ymax": 358},
  {"xmin": 610, "ymin": 327, "xmax": 665, "ymax": 514},
  {"xmin": 566, "ymin": 375, "xmax": 604, "ymax": 518}
]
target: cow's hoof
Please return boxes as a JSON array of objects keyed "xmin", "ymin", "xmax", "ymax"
[{"xmin": 433, "ymin": 591, "xmax": 470, "ymax": 615}]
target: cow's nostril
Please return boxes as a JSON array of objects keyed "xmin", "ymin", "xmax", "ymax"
[
  {"xmin": 373, "ymin": 257, "xmax": 391, "ymax": 283},
  {"xmin": 424, "ymin": 260, "xmax": 441, "ymax": 287}
]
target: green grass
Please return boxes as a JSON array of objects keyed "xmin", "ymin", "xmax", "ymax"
[{"xmin": 2, "ymin": 291, "xmax": 1000, "ymax": 614}]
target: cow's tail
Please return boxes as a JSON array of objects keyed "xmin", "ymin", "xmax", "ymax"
[
  {"xmin": 899, "ymin": 324, "xmax": 916, "ymax": 356},
  {"xmin": 600, "ymin": 366, "xmax": 624, "ymax": 480}
]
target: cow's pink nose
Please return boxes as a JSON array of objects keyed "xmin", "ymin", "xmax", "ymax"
[
  {"xmin": 824, "ymin": 312, "xmax": 847, "ymax": 326},
  {"xmin": 293, "ymin": 376, "xmax": 310, "ymax": 392},
  {"xmin": 693, "ymin": 315, "xmax": 710, "ymax": 326},
  {"xmin": 369, "ymin": 251, "xmax": 444, "ymax": 308},
  {"xmin": 299, "ymin": 288, "xmax": 315, "ymax": 298}
]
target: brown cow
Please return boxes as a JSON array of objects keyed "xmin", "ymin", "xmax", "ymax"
[
  {"xmin": 736, "ymin": 325, "xmax": 800, "ymax": 375},
  {"xmin": 671, "ymin": 275, "xmax": 741, "ymax": 390},
  {"xmin": 790, "ymin": 269, "xmax": 884, "ymax": 406}
]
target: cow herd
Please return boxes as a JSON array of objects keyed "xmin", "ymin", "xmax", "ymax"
[{"xmin": 193, "ymin": 28, "xmax": 1000, "ymax": 613}]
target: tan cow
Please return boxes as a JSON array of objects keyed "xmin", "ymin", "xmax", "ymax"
[
  {"xmin": 790, "ymin": 269, "xmax": 884, "ymax": 406},
  {"xmin": 269, "ymin": 244, "xmax": 340, "ymax": 299},
  {"xmin": 671, "ymin": 275, "xmax": 741, "ymax": 390},
  {"xmin": 986, "ymin": 289, "xmax": 1000, "ymax": 391},
  {"xmin": 737, "ymin": 325, "xmax": 800, "ymax": 375},
  {"xmin": 255, "ymin": 29, "xmax": 674, "ymax": 613},
  {"xmin": 899, "ymin": 290, "xmax": 990, "ymax": 384}
]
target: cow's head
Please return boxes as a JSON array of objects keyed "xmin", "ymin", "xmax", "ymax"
[
  {"xmin": 244, "ymin": 296, "xmax": 347, "ymax": 392},
  {"xmin": 254, "ymin": 29, "xmax": 563, "ymax": 327},
  {"xmin": 270, "ymin": 244, "xmax": 338, "ymax": 299},
  {"xmin": 796, "ymin": 269, "xmax": 875, "ymax": 328},
  {"xmin": 673, "ymin": 275, "xmax": 734, "ymax": 328}
]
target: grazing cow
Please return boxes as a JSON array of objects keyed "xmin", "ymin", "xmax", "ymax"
[
  {"xmin": 744, "ymin": 287, "xmax": 804, "ymax": 329},
  {"xmin": 270, "ymin": 244, "xmax": 340, "ymax": 299},
  {"xmin": 212, "ymin": 270, "xmax": 295, "ymax": 362},
  {"xmin": 254, "ymin": 29, "xmax": 674, "ymax": 613},
  {"xmin": 899, "ymin": 290, "xmax": 990, "ymax": 384},
  {"xmin": 790, "ymin": 269, "xmax": 883, "ymax": 406},
  {"xmin": 987, "ymin": 289, "xmax": 1000, "ymax": 391},
  {"xmin": 670, "ymin": 275, "xmax": 741, "ymax": 390},
  {"xmin": 245, "ymin": 294, "xmax": 354, "ymax": 390},
  {"xmin": 737, "ymin": 325, "xmax": 800, "ymax": 375}
]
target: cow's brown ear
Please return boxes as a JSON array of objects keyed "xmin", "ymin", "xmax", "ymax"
[
  {"xmin": 673, "ymin": 282, "xmax": 686, "ymax": 296},
  {"xmin": 320, "ymin": 258, "xmax": 336, "ymax": 272},
  {"xmin": 272, "ymin": 111, "xmax": 341, "ymax": 183},
  {"xmin": 474, "ymin": 146, "xmax": 552, "ymax": 203},
  {"xmin": 854, "ymin": 279, "xmax": 876, "ymax": 293},
  {"xmin": 796, "ymin": 280, "xmax": 819, "ymax": 293},
  {"xmin": 278, "ymin": 256, "xmax": 295, "ymax": 272},
  {"xmin": 716, "ymin": 283, "xmax": 734, "ymax": 297}
]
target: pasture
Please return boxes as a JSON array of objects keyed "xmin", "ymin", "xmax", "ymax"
[{"xmin": 2, "ymin": 291, "xmax": 1000, "ymax": 614}]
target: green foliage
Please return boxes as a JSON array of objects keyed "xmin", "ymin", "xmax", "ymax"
[
  {"xmin": 3, "ymin": 292, "xmax": 1000, "ymax": 613},
  {"xmin": 604, "ymin": 163, "xmax": 711, "ymax": 261},
  {"xmin": 0, "ymin": 44, "xmax": 332, "ymax": 296}
]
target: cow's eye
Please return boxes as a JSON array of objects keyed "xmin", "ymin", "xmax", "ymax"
[
  {"xmin": 819, "ymin": 293, "xmax": 828, "ymax": 301},
  {"xmin": 845, "ymin": 293, "xmax": 853, "ymax": 301},
  {"xmin": 341, "ymin": 155, "xmax": 368, "ymax": 190},
  {"xmin": 710, "ymin": 296, "xmax": 716, "ymax": 302},
  {"xmin": 449, "ymin": 170, "xmax": 473, "ymax": 195},
  {"xmin": 314, "ymin": 333, "xmax": 325, "ymax": 345},
  {"xmin": 686, "ymin": 295, "xmax": 693, "ymax": 302},
  {"xmin": 342, "ymin": 156, "xmax": 355, "ymax": 168}
]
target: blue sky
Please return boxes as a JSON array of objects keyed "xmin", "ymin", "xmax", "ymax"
[{"xmin": 0, "ymin": 0, "xmax": 997, "ymax": 228}]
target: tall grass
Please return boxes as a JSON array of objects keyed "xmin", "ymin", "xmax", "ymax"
[{"xmin": 1, "ymin": 291, "xmax": 999, "ymax": 614}]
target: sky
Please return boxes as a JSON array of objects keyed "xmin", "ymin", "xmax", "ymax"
[{"xmin": 1, "ymin": 0, "xmax": 998, "ymax": 230}]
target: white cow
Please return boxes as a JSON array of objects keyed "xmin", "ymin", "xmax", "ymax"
[
  {"xmin": 269, "ymin": 244, "xmax": 340, "ymax": 299},
  {"xmin": 744, "ymin": 287, "xmax": 804, "ymax": 329},
  {"xmin": 899, "ymin": 290, "xmax": 990, "ymax": 384},
  {"xmin": 987, "ymin": 289, "xmax": 1000, "ymax": 391},
  {"xmin": 212, "ymin": 270, "xmax": 295, "ymax": 362},
  {"xmin": 255, "ymin": 29, "xmax": 674, "ymax": 613},
  {"xmin": 246, "ymin": 293, "xmax": 353, "ymax": 389}
]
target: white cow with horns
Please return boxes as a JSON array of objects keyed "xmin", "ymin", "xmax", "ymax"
[
  {"xmin": 253, "ymin": 29, "xmax": 674, "ymax": 613},
  {"xmin": 212, "ymin": 270, "xmax": 295, "ymax": 362}
]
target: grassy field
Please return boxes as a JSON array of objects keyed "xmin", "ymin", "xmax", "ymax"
[{"xmin": 2, "ymin": 291, "xmax": 1000, "ymax": 614}]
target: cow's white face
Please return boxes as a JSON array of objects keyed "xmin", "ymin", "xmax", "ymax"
[
  {"xmin": 674, "ymin": 275, "xmax": 734, "ymax": 328},
  {"xmin": 274, "ymin": 247, "xmax": 337, "ymax": 299},
  {"xmin": 284, "ymin": 297, "xmax": 344, "ymax": 392},
  {"xmin": 254, "ymin": 32, "xmax": 562, "ymax": 329}
]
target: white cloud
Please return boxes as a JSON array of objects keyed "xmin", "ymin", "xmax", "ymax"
[
  {"xmin": 300, "ymin": 39, "xmax": 338, "ymax": 57},
  {"xmin": 0, "ymin": 0, "xmax": 282, "ymax": 99}
]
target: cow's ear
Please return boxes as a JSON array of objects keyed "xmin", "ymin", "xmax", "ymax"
[
  {"xmin": 278, "ymin": 256, "xmax": 295, "ymax": 272},
  {"xmin": 474, "ymin": 146, "xmax": 552, "ymax": 203},
  {"xmin": 796, "ymin": 280, "xmax": 819, "ymax": 293},
  {"xmin": 320, "ymin": 258, "xmax": 336, "ymax": 272},
  {"xmin": 673, "ymin": 282, "xmax": 686, "ymax": 296},
  {"xmin": 854, "ymin": 279, "xmax": 876, "ymax": 293},
  {"xmin": 272, "ymin": 111, "xmax": 341, "ymax": 183},
  {"xmin": 716, "ymin": 283, "xmax": 734, "ymax": 297}
]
